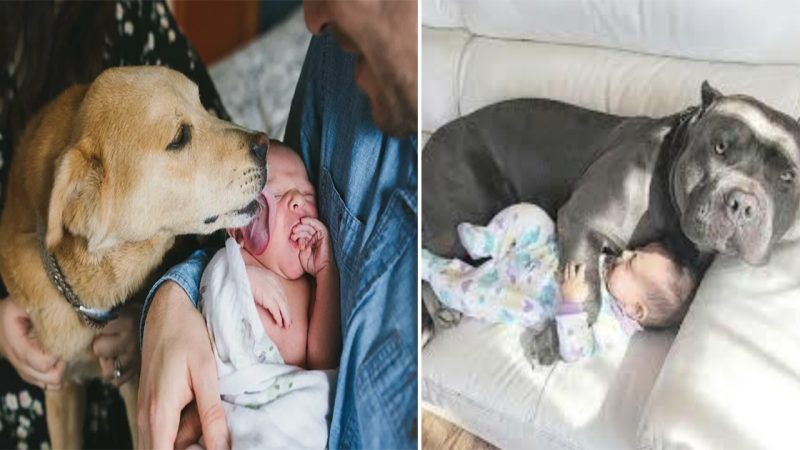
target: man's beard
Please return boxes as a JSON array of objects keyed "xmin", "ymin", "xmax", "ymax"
[
  {"xmin": 363, "ymin": 54, "xmax": 417, "ymax": 137},
  {"xmin": 370, "ymin": 81, "xmax": 417, "ymax": 137},
  {"xmin": 331, "ymin": 26, "xmax": 417, "ymax": 136}
]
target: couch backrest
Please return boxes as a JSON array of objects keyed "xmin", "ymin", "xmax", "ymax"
[{"xmin": 422, "ymin": 0, "xmax": 800, "ymax": 142}]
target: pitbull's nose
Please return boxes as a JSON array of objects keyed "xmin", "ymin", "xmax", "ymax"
[
  {"xmin": 725, "ymin": 189, "xmax": 758, "ymax": 224},
  {"xmin": 250, "ymin": 133, "xmax": 269, "ymax": 163}
]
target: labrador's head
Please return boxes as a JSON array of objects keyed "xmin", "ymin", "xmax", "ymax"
[{"xmin": 46, "ymin": 66, "xmax": 267, "ymax": 253}]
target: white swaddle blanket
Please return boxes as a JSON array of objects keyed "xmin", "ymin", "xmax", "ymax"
[{"xmin": 199, "ymin": 238, "xmax": 335, "ymax": 449}]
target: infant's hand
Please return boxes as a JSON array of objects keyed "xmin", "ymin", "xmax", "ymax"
[
  {"xmin": 247, "ymin": 266, "xmax": 292, "ymax": 328},
  {"xmin": 560, "ymin": 263, "xmax": 589, "ymax": 304},
  {"xmin": 292, "ymin": 217, "xmax": 332, "ymax": 276}
]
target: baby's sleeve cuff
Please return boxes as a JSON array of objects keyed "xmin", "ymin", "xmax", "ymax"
[{"xmin": 557, "ymin": 302, "xmax": 585, "ymax": 315}]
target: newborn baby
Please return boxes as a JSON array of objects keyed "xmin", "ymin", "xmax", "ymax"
[
  {"xmin": 197, "ymin": 142, "xmax": 340, "ymax": 449},
  {"xmin": 421, "ymin": 203, "xmax": 694, "ymax": 362}
]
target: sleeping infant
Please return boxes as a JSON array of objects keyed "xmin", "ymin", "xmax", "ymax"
[
  {"xmin": 196, "ymin": 142, "xmax": 340, "ymax": 449},
  {"xmin": 421, "ymin": 203, "xmax": 695, "ymax": 362}
]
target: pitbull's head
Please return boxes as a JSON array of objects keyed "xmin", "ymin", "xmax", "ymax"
[{"xmin": 671, "ymin": 82, "xmax": 800, "ymax": 265}]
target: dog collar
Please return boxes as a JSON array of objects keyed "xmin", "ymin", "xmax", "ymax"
[{"xmin": 35, "ymin": 217, "xmax": 118, "ymax": 329}]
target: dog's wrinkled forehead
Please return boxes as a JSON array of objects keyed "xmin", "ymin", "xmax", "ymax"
[{"xmin": 709, "ymin": 97, "xmax": 800, "ymax": 166}]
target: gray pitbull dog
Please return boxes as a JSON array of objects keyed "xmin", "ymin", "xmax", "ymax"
[{"xmin": 422, "ymin": 82, "xmax": 800, "ymax": 364}]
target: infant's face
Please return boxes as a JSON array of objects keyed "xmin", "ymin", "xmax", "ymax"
[
  {"xmin": 605, "ymin": 243, "xmax": 677, "ymax": 322},
  {"xmin": 254, "ymin": 143, "xmax": 318, "ymax": 279}
]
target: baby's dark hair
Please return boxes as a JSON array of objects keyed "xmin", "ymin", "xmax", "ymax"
[{"xmin": 638, "ymin": 242, "xmax": 696, "ymax": 328}]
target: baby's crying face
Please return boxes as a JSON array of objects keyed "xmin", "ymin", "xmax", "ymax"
[{"xmin": 231, "ymin": 142, "xmax": 318, "ymax": 280}]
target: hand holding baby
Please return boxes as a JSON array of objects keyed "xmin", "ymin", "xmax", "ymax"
[{"xmin": 292, "ymin": 217, "xmax": 333, "ymax": 277}]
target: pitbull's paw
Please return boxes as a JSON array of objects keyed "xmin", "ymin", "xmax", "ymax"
[
  {"xmin": 422, "ymin": 282, "xmax": 463, "ymax": 331},
  {"xmin": 521, "ymin": 323, "xmax": 559, "ymax": 366},
  {"xmin": 434, "ymin": 306, "xmax": 463, "ymax": 328}
]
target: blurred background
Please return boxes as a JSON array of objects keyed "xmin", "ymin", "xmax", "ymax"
[{"xmin": 169, "ymin": 0, "xmax": 309, "ymax": 139}]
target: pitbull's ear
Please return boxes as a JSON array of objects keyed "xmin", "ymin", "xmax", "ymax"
[
  {"xmin": 701, "ymin": 81, "xmax": 722, "ymax": 109},
  {"xmin": 46, "ymin": 144, "xmax": 105, "ymax": 251}
]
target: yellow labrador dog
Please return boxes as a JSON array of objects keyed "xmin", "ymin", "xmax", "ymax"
[{"xmin": 0, "ymin": 66, "xmax": 268, "ymax": 449}]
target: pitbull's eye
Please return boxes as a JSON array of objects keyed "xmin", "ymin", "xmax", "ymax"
[
  {"xmin": 167, "ymin": 124, "xmax": 191, "ymax": 151},
  {"xmin": 714, "ymin": 141, "xmax": 727, "ymax": 155},
  {"xmin": 780, "ymin": 170, "xmax": 795, "ymax": 184}
]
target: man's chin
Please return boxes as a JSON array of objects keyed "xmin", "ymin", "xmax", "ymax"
[
  {"xmin": 359, "ymin": 70, "xmax": 416, "ymax": 136},
  {"xmin": 371, "ymin": 111, "xmax": 414, "ymax": 137},
  {"xmin": 368, "ymin": 96, "xmax": 416, "ymax": 137}
]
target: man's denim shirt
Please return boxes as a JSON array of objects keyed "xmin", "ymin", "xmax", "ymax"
[{"xmin": 140, "ymin": 33, "xmax": 418, "ymax": 449}]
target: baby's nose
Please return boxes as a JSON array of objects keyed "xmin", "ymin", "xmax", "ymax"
[{"xmin": 289, "ymin": 191, "xmax": 306, "ymax": 211}]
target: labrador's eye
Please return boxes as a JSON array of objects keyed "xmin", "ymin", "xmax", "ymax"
[
  {"xmin": 167, "ymin": 124, "xmax": 191, "ymax": 151},
  {"xmin": 714, "ymin": 141, "xmax": 726, "ymax": 155},
  {"xmin": 780, "ymin": 170, "xmax": 795, "ymax": 184}
]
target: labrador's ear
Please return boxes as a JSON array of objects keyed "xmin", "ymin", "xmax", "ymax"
[
  {"xmin": 46, "ymin": 144, "xmax": 104, "ymax": 251},
  {"xmin": 701, "ymin": 81, "xmax": 722, "ymax": 109}
]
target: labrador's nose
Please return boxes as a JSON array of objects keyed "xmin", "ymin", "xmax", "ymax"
[{"xmin": 250, "ymin": 133, "xmax": 269, "ymax": 163}]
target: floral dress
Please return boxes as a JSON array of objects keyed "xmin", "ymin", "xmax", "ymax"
[{"xmin": 0, "ymin": 1, "xmax": 229, "ymax": 448}]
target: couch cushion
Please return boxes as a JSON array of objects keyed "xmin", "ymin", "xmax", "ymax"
[
  {"xmin": 637, "ymin": 239, "xmax": 800, "ymax": 450},
  {"xmin": 421, "ymin": 27, "xmax": 471, "ymax": 134},
  {"xmin": 429, "ymin": 0, "xmax": 800, "ymax": 65},
  {"xmin": 459, "ymin": 39, "xmax": 800, "ymax": 119},
  {"xmin": 422, "ymin": 318, "xmax": 676, "ymax": 449},
  {"xmin": 422, "ymin": 30, "xmax": 800, "ymax": 135},
  {"xmin": 422, "ymin": 0, "xmax": 465, "ymax": 29}
]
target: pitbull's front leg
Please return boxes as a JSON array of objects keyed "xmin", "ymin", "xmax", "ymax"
[
  {"xmin": 556, "ymin": 214, "xmax": 608, "ymax": 325},
  {"xmin": 526, "ymin": 214, "xmax": 608, "ymax": 365}
]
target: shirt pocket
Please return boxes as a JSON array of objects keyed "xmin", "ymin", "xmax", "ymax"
[{"xmin": 318, "ymin": 167, "xmax": 364, "ymax": 276}]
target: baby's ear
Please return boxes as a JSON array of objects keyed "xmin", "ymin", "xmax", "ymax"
[
  {"xmin": 678, "ymin": 267, "xmax": 697, "ymax": 302},
  {"xmin": 633, "ymin": 301, "xmax": 648, "ymax": 321}
]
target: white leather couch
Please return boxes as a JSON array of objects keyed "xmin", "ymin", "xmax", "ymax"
[{"xmin": 421, "ymin": 1, "xmax": 800, "ymax": 449}]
